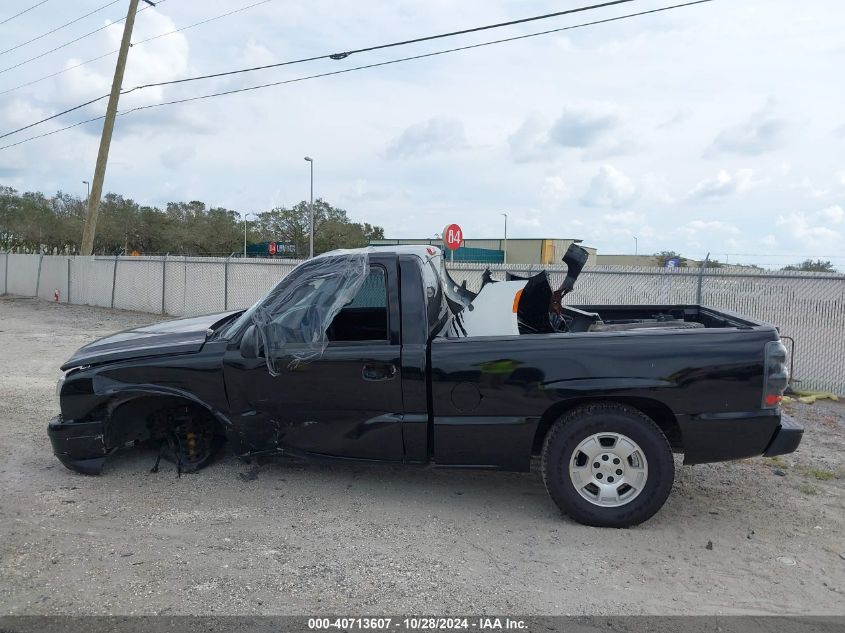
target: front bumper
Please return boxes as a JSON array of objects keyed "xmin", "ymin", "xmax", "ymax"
[
  {"xmin": 47, "ymin": 415, "xmax": 108, "ymax": 475},
  {"xmin": 763, "ymin": 413, "xmax": 804, "ymax": 457}
]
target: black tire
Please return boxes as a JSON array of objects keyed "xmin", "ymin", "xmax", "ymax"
[{"xmin": 541, "ymin": 402, "xmax": 674, "ymax": 528}]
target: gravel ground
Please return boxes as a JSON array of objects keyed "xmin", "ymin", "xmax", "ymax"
[{"xmin": 1, "ymin": 297, "xmax": 843, "ymax": 616}]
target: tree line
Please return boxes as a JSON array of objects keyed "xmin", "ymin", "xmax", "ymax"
[
  {"xmin": 653, "ymin": 250, "xmax": 836, "ymax": 272},
  {"xmin": 0, "ymin": 186, "xmax": 384, "ymax": 257}
]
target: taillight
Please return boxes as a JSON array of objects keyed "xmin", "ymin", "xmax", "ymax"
[{"xmin": 762, "ymin": 340, "xmax": 789, "ymax": 408}]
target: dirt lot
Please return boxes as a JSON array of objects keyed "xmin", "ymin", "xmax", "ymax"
[{"xmin": 0, "ymin": 296, "xmax": 843, "ymax": 616}]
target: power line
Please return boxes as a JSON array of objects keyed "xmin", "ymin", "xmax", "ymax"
[
  {"xmin": 0, "ymin": 0, "xmax": 122, "ymax": 56},
  {"xmin": 0, "ymin": 50, "xmax": 115, "ymax": 96},
  {"xmin": 130, "ymin": 0, "xmax": 642, "ymax": 92},
  {"xmin": 134, "ymin": 0, "xmax": 273, "ymax": 46},
  {"xmin": 0, "ymin": 0, "xmax": 165, "ymax": 75},
  {"xmin": 1, "ymin": 0, "xmax": 643, "ymax": 137},
  {"xmin": 0, "ymin": 0, "xmax": 269, "ymax": 97},
  {"xmin": 0, "ymin": 0, "xmax": 715, "ymax": 151},
  {"xmin": 0, "ymin": 0, "xmax": 51, "ymax": 26},
  {"xmin": 0, "ymin": 94, "xmax": 109, "ymax": 141},
  {"xmin": 0, "ymin": 114, "xmax": 105, "ymax": 151}
]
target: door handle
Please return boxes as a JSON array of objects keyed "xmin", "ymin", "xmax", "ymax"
[{"xmin": 362, "ymin": 363, "xmax": 397, "ymax": 381}]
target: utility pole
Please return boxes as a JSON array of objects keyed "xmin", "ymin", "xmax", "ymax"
[{"xmin": 80, "ymin": 0, "xmax": 142, "ymax": 256}]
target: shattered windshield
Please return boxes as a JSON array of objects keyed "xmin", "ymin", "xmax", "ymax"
[{"xmin": 222, "ymin": 250, "xmax": 370, "ymax": 374}]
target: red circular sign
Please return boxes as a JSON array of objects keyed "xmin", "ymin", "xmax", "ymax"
[
  {"xmin": 268, "ymin": 242, "xmax": 277, "ymax": 255},
  {"xmin": 443, "ymin": 223, "xmax": 463, "ymax": 251}
]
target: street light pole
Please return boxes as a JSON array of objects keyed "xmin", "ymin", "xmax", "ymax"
[
  {"xmin": 633, "ymin": 235, "xmax": 638, "ymax": 256},
  {"xmin": 82, "ymin": 180, "xmax": 90, "ymax": 202},
  {"xmin": 304, "ymin": 157, "xmax": 314, "ymax": 258},
  {"xmin": 243, "ymin": 212, "xmax": 255, "ymax": 257},
  {"xmin": 501, "ymin": 213, "xmax": 508, "ymax": 265}
]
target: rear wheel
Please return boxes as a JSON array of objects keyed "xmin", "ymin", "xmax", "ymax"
[{"xmin": 541, "ymin": 403, "xmax": 674, "ymax": 527}]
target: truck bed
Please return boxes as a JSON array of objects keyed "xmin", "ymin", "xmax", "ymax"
[{"xmin": 569, "ymin": 304, "xmax": 769, "ymax": 330}]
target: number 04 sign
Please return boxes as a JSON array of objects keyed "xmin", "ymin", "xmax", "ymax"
[{"xmin": 442, "ymin": 223, "xmax": 463, "ymax": 251}]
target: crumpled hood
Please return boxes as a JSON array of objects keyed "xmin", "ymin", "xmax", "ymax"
[{"xmin": 60, "ymin": 311, "xmax": 240, "ymax": 370}]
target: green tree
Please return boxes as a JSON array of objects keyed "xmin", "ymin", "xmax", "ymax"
[
  {"xmin": 782, "ymin": 259, "xmax": 836, "ymax": 272},
  {"xmin": 255, "ymin": 198, "xmax": 385, "ymax": 256},
  {"xmin": 653, "ymin": 251, "xmax": 687, "ymax": 267},
  {"xmin": 0, "ymin": 184, "xmax": 383, "ymax": 256}
]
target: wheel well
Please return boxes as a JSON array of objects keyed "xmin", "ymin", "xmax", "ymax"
[
  {"xmin": 103, "ymin": 395, "xmax": 223, "ymax": 447},
  {"xmin": 531, "ymin": 397, "xmax": 683, "ymax": 455}
]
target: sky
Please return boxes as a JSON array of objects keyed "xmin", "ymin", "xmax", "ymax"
[{"xmin": 0, "ymin": 0, "xmax": 844, "ymax": 268}]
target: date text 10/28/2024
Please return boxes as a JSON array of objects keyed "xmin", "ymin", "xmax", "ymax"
[{"xmin": 308, "ymin": 618, "xmax": 528, "ymax": 630}]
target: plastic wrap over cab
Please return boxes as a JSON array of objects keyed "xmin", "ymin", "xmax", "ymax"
[{"xmin": 251, "ymin": 249, "xmax": 370, "ymax": 375}]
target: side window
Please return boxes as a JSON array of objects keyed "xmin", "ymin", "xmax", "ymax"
[{"xmin": 327, "ymin": 265, "xmax": 388, "ymax": 342}]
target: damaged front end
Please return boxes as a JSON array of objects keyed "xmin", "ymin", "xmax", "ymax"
[
  {"xmin": 50, "ymin": 362, "xmax": 231, "ymax": 476},
  {"xmin": 48, "ymin": 415, "xmax": 109, "ymax": 475}
]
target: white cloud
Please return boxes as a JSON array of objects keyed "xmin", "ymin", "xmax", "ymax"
[
  {"xmin": 818, "ymin": 205, "xmax": 844, "ymax": 224},
  {"xmin": 776, "ymin": 211, "xmax": 841, "ymax": 246},
  {"xmin": 385, "ymin": 117, "xmax": 468, "ymax": 159},
  {"xmin": 546, "ymin": 106, "xmax": 618, "ymax": 149},
  {"xmin": 581, "ymin": 165, "xmax": 637, "ymax": 208},
  {"xmin": 687, "ymin": 169, "xmax": 757, "ymax": 202},
  {"xmin": 707, "ymin": 104, "xmax": 788, "ymax": 156},
  {"xmin": 760, "ymin": 234, "xmax": 779, "ymax": 249},
  {"xmin": 507, "ymin": 115, "xmax": 548, "ymax": 163},
  {"xmin": 238, "ymin": 41, "xmax": 276, "ymax": 67},
  {"xmin": 791, "ymin": 177, "xmax": 830, "ymax": 199},
  {"xmin": 541, "ymin": 175, "xmax": 570, "ymax": 204},
  {"xmin": 602, "ymin": 210, "xmax": 642, "ymax": 224},
  {"xmin": 507, "ymin": 104, "xmax": 635, "ymax": 163},
  {"xmin": 687, "ymin": 220, "xmax": 741, "ymax": 234}
]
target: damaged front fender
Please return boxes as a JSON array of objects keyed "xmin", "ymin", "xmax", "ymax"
[{"xmin": 51, "ymin": 363, "xmax": 234, "ymax": 475}]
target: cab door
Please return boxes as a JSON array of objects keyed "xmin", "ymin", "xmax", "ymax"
[{"xmin": 222, "ymin": 255, "xmax": 404, "ymax": 460}]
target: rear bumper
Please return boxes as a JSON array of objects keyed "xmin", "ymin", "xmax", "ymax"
[
  {"xmin": 763, "ymin": 413, "xmax": 804, "ymax": 457},
  {"xmin": 680, "ymin": 409, "xmax": 803, "ymax": 465},
  {"xmin": 47, "ymin": 415, "xmax": 108, "ymax": 475}
]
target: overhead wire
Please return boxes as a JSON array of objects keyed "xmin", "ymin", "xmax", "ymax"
[
  {"xmin": 0, "ymin": 0, "xmax": 269, "ymax": 96},
  {"xmin": 0, "ymin": 0, "xmax": 166, "ymax": 76},
  {"xmin": 1, "ymin": 0, "xmax": 643, "ymax": 137},
  {"xmin": 129, "ymin": 0, "xmax": 642, "ymax": 92},
  {"xmin": 0, "ymin": 0, "xmax": 715, "ymax": 151},
  {"xmin": 126, "ymin": 1, "xmax": 714, "ymax": 107},
  {"xmin": 0, "ymin": 0, "xmax": 123, "ymax": 56},
  {"xmin": 0, "ymin": 0, "xmax": 51, "ymax": 27}
]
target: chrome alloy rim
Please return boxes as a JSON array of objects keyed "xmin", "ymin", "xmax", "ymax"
[{"xmin": 568, "ymin": 432, "xmax": 649, "ymax": 508}]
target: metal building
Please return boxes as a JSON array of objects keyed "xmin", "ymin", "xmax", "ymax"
[{"xmin": 370, "ymin": 238, "xmax": 597, "ymax": 266}]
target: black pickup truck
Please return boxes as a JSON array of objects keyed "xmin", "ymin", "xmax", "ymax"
[{"xmin": 49, "ymin": 245, "xmax": 801, "ymax": 527}]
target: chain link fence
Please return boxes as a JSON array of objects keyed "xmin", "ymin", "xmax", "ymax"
[{"xmin": 2, "ymin": 253, "xmax": 843, "ymax": 395}]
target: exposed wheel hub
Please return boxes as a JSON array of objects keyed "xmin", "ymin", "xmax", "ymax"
[{"xmin": 569, "ymin": 432, "xmax": 649, "ymax": 508}]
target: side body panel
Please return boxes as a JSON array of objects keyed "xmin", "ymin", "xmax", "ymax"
[{"xmin": 429, "ymin": 325, "xmax": 780, "ymax": 470}]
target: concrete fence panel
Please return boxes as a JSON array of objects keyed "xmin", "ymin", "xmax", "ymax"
[
  {"xmin": 0, "ymin": 252, "xmax": 9, "ymax": 295},
  {"xmin": 37, "ymin": 256, "xmax": 71, "ymax": 303},
  {"xmin": 5, "ymin": 254, "xmax": 41, "ymax": 297},
  {"xmin": 113, "ymin": 257, "xmax": 165, "ymax": 314}
]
